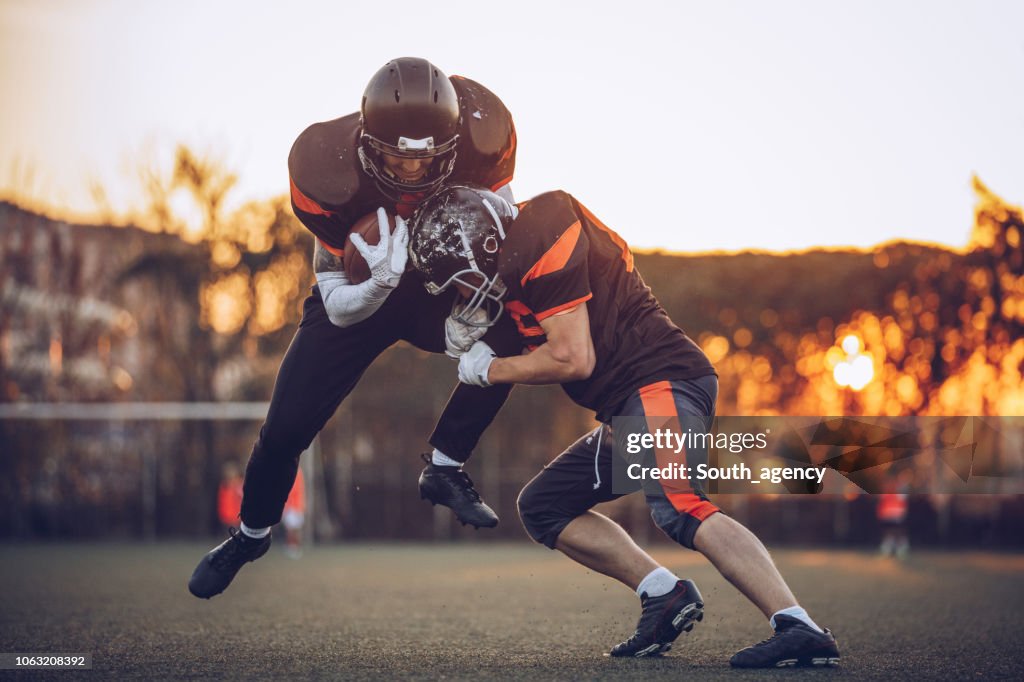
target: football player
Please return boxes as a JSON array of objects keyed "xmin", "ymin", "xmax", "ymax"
[
  {"xmin": 408, "ymin": 186, "xmax": 841, "ymax": 668},
  {"xmin": 189, "ymin": 58, "xmax": 519, "ymax": 599}
]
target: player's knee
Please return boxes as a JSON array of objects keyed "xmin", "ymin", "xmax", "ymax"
[
  {"xmin": 516, "ymin": 483, "xmax": 565, "ymax": 549},
  {"xmin": 648, "ymin": 494, "xmax": 720, "ymax": 550},
  {"xmin": 515, "ymin": 483, "xmax": 547, "ymax": 544},
  {"xmin": 253, "ymin": 424, "xmax": 311, "ymax": 464}
]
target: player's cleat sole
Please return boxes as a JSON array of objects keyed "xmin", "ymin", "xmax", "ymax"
[
  {"xmin": 610, "ymin": 579, "xmax": 704, "ymax": 658},
  {"xmin": 729, "ymin": 614, "xmax": 840, "ymax": 668},
  {"xmin": 772, "ymin": 656, "xmax": 842, "ymax": 668},
  {"xmin": 188, "ymin": 527, "xmax": 271, "ymax": 599},
  {"xmin": 418, "ymin": 454, "xmax": 499, "ymax": 529}
]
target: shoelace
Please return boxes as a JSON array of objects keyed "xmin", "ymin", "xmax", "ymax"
[
  {"xmin": 619, "ymin": 627, "xmax": 656, "ymax": 650},
  {"xmin": 620, "ymin": 633, "xmax": 645, "ymax": 649},
  {"xmin": 618, "ymin": 595, "xmax": 667, "ymax": 648},
  {"xmin": 446, "ymin": 469, "xmax": 482, "ymax": 502},
  {"xmin": 751, "ymin": 628, "xmax": 788, "ymax": 648},
  {"xmin": 421, "ymin": 453, "xmax": 482, "ymax": 502},
  {"xmin": 635, "ymin": 600, "xmax": 662, "ymax": 630},
  {"xmin": 211, "ymin": 527, "xmax": 252, "ymax": 571}
]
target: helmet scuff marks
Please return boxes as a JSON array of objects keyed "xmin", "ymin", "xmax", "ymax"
[{"xmin": 408, "ymin": 185, "xmax": 518, "ymax": 327}]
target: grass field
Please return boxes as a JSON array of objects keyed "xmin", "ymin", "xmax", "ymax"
[{"xmin": 1, "ymin": 542, "xmax": 1023, "ymax": 680}]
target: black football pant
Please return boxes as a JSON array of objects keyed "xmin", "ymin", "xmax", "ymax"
[
  {"xmin": 240, "ymin": 274, "xmax": 516, "ymax": 528},
  {"xmin": 517, "ymin": 375, "xmax": 721, "ymax": 551}
]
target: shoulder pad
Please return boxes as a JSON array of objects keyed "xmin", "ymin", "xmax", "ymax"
[
  {"xmin": 288, "ymin": 113, "xmax": 366, "ymax": 210},
  {"xmin": 516, "ymin": 190, "xmax": 576, "ymax": 229},
  {"xmin": 504, "ymin": 191, "xmax": 577, "ymax": 249},
  {"xmin": 450, "ymin": 77, "xmax": 517, "ymax": 188}
]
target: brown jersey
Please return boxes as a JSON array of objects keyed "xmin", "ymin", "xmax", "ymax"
[
  {"xmin": 498, "ymin": 191, "xmax": 716, "ymax": 422},
  {"xmin": 288, "ymin": 77, "xmax": 516, "ymax": 254}
]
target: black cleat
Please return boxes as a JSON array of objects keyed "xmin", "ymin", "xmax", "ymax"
[
  {"xmin": 188, "ymin": 527, "xmax": 271, "ymax": 599},
  {"xmin": 418, "ymin": 453, "xmax": 498, "ymax": 529},
  {"xmin": 610, "ymin": 579, "xmax": 704, "ymax": 658},
  {"xmin": 730, "ymin": 614, "xmax": 840, "ymax": 668}
]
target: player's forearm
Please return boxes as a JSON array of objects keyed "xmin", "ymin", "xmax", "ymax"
[
  {"xmin": 487, "ymin": 344, "xmax": 593, "ymax": 385},
  {"xmin": 313, "ymin": 238, "xmax": 394, "ymax": 327},
  {"xmin": 316, "ymin": 271, "xmax": 393, "ymax": 327}
]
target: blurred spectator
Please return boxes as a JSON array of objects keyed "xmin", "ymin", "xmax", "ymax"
[
  {"xmin": 877, "ymin": 491, "xmax": 910, "ymax": 559},
  {"xmin": 217, "ymin": 461, "xmax": 244, "ymax": 528}
]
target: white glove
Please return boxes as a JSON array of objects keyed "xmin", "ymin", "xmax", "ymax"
[
  {"xmin": 445, "ymin": 305, "xmax": 490, "ymax": 358},
  {"xmin": 349, "ymin": 208, "xmax": 408, "ymax": 289},
  {"xmin": 458, "ymin": 340, "xmax": 496, "ymax": 386}
]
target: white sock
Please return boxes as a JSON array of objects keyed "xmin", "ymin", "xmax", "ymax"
[
  {"xmin": 771, "ymin": 606, "xmax": 824, "ymax": 633},
  {"xmin": 636, "ymin": 567, "xmax": 679, "ymax": 598},
  {"xmin": 431, "ymin": 449, "xmax": 463, "ymax": 468},
  {"xmin": 240, "ymin": 522, "xmax": 270, "ymax": 539}
]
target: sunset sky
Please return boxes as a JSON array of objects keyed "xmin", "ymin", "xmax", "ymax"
[{"xmin": 1, "ymin": 0, "xmax": 1022, "ymax": 253}]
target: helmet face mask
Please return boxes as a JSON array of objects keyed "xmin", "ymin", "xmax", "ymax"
[
  {"xmin": 358, "ymin": 132, "xmax": 459, "ymax": 197},
  {"xmin": 409, "ymin": 185, "xmax": 518, "ymax": 327},
  {"xmin": 428, "ymin": 267, "xmax": 507, "ymax": 328},
  {"xmin": 362, "ymin": 133, "xmax": 458, "ymax": 159},
  {"xmin": 358, "ymin": 57, "xmax": 461, "ymax": 198}
]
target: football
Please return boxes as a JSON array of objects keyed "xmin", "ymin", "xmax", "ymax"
[{"xmin": 343, "ymin": 209, "xmax": 396, "ymax": 284}]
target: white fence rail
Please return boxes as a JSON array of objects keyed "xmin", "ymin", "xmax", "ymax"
[
  {"xmin": 0, "ymin": 402, "xmax": 270, "ymax": 420},
  {"xmin": 0, "ymin": 402, "xmax": 325, "ymax": 544}
]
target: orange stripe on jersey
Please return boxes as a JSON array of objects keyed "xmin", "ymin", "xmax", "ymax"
[
  {"xmin": 290, "ymin": 177, "xmax": 333, "ymax": 218},
  {"xmin": 506, "ymin": 300, "xmax": 546, "ymax": 336},
  {"xmin": 491, "ymin": 176, "xmax": 513, "ymax": 192},
  {"xmin": 534, "ymin": 293, "xmax": 593, "ymax": 322},
  {"xmin": 520, "ymin": 220, "xmax": 582, "ymax": 287},
  {"xmin": 578, "ymin": 202, "xmax": 633, "ymax": 272},
  {"xmin": 637, "ymin": 381, "xmax": 718, "ymax": 518},
  {"xmin": 318, "ymin": 238, "xmax": 343, "ymax": 257},
  {"xmin": 506, "ymin": 300, "xmax": 545, "ymax": 352}
]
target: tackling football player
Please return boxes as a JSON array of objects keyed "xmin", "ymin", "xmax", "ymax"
[
  {"xmin": 188, "ymin": 58, "xmax": 519, "ymax": 599},
  {"xmin": 408, "ymin": 186, "xmax": 841, "ymax": 668}
]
